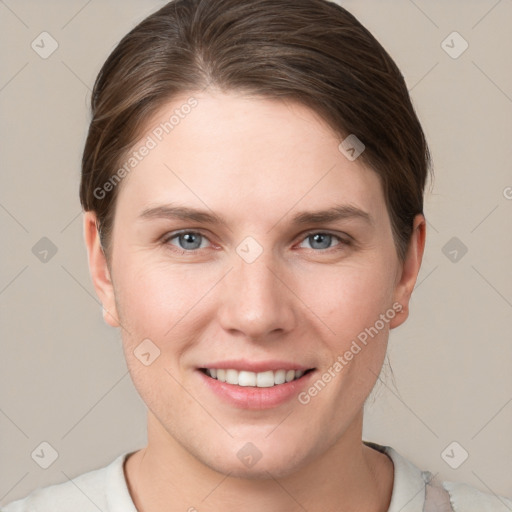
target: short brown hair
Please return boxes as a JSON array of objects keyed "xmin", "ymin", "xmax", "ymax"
[{"xmin": 80, "ymin": 0, "xmax": 431, "ymax": 261}]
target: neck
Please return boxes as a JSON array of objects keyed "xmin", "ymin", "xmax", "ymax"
[{"xmin": 124, "ymin": 411, "xmax": 393, "ymax": 512}]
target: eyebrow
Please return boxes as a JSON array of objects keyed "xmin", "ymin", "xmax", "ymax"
[{"xmin": 139, "ymin": 204, "xmax": 373, "ymax": 227}]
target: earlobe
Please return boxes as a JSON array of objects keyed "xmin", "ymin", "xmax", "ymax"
[
  {"xmin": 83, "ymin": 212, "xmax": 120, "ymax": 328},
  {"xmin": 390, "ymin": 214, "xmax": 426, "ymax": 329}
]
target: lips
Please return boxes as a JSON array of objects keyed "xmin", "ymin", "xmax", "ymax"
[
  {"xmin": 196, "ymin": 359, "xmax": 316, "ymax": 408},
  {"xmin": 198, "ymin": 359, "xmax": 313, "ymax": 373},
  {"xmin": 197, "ymin": 363, "xmax": 316, "ymax": 409}
]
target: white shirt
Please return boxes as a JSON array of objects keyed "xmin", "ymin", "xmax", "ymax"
[{"xmin": 3, "ymin": 442, "xmax": 511, "ymax": 511}]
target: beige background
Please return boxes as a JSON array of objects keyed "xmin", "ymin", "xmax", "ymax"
[{"xmin": 1, "ymin": 0, "xmax": 511, "ymax": 505}]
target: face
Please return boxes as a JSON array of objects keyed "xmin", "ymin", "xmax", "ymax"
[{"xmin": 86, "ymin": 91, "xmax": 423, "ymax": 478}]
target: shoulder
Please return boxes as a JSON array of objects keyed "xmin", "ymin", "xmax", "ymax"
[
  {"xmin": 1, "ymin": 452, "xmax": 136, "ymax": 512},
  {"xmin": 364, "ymin": 441, "xmax": 512, "ymax": 512},
  {"xmin": 440, "ymin": 480, "xmax": 512, "ymax": 512}
]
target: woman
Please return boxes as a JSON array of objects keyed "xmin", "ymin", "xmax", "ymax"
[{"xmin": 4, "ymin": 0, "xmax": 511, "ymax": 510}]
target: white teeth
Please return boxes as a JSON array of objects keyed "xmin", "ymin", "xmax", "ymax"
[
  {"xmin": 238, "ymin": 370, "xmax": 256, "ymax": 386},
  {"xmin": 225, "ymin": 369, "xmax": 239, "ymax": 385},
  {"xmin": 274, "ymin": 369, "xmax": 286, "ymax": 385},
  {"xmin": 256, "ymin": 371, "xmax": 275, "ymax": 388},
  {"xmin": 205, "ymin": 368, "xmax": 308, "ymax": 387}
]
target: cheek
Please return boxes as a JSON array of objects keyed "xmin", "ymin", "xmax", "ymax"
[
  {"xmin": 114, "ymin": 256, "xmax": 214, "ymax": 337},
  {"xmin": 113, "ymin": 259, "xmax": 212, "ymax": 415},
  {"xmin": 297, "ymin": 258, "xmax": 397, "ymax": 401},
  {"xmin": 303, "ymin": 258, "xmax": 398, "ymax": 337}
]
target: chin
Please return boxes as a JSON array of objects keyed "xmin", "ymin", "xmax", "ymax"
[
  {"xmin": 208, "ymin": 458, "xmax": 302, "ymax": 480},
  {"xmin": 200, "ymin": 441, "xmax": 314, "ymax": 480}
]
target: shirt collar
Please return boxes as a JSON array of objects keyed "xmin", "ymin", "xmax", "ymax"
[
  {"xmin": 111, "ymin": 444, "xmax": 431, "ymax": 512},
  {"xmin": 364, "ymin": 441, "xmax": 430, "ymax": 512}
]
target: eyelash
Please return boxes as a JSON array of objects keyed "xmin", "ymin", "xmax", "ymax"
[{"xmin": 161, "ymin": 230, "xmax": 352, "ymax": 255}]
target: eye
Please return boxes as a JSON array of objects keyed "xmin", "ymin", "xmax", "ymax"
[
  {"xmin": 298, "ymin": 232, "xmax": 348, "ymax": 251},
  {"xmin": 161, "ymin": 230, "xmax": 350, "ymax": 254},
  {"xmin": 164, "ymin": 231, "xmax": 211, "ymax": 251}
]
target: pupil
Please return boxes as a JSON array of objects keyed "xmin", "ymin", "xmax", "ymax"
[
  {"xmin": 181, "ymin": 233, "xmax": 200, "ymax": 249},
  {"xmin": 311, "ymin": 233, "xmax": 330, "ymax": 249}
]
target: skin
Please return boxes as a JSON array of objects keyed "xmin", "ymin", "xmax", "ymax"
[{"xmin": 84, "ymin": 91, "xmax": 425, "ymax": 512}]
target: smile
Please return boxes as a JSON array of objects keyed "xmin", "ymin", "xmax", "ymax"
[{"xmin": 200, "ymin": 368, "xmax": 314, "ymax": 387}]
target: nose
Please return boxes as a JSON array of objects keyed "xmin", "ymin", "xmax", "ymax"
[{"xmin": 216, "ymin": 249, "xmax": 297, "ymax": 341}]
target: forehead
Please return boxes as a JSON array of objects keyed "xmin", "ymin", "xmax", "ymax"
[{"xmin": 115, "ymin": 91, "xmax": 386, "ymax": 224}]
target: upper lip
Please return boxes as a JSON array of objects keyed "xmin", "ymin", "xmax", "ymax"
[{"xmin": 198, "ymin": 360, "xmax": 315, "ymax": 373}]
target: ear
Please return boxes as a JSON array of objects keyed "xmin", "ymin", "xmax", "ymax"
[
  {"xmin": 390, "ymin": 214, "xmax": 426, "ymax": 329},
  {"xmin": 83, "ymin": 212, "xmax": 120, "ymax": 328}
]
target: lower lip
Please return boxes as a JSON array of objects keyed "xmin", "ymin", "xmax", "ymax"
[{"xmin": 197, "ymin": 370, "xmax": 315, "ymax": 409}]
